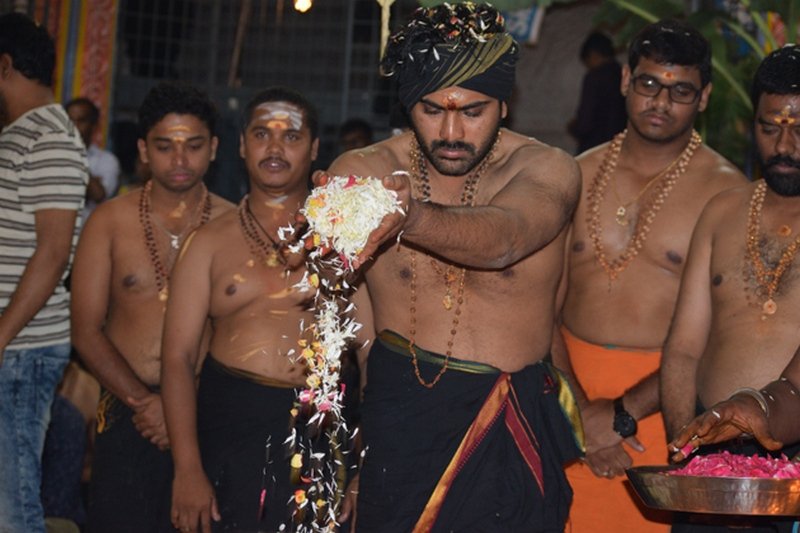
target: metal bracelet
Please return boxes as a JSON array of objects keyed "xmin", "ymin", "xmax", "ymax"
[{"xmin": 730, "ymin": 387, "xmax": 770, "ymax": 417}]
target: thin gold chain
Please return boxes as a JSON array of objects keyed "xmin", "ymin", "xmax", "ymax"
[{"xmin": 586, "ymin": 129, "xmax": 702, "ymax": 281}]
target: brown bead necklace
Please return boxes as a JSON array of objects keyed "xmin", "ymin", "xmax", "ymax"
[
  {"xmin": 239, "ymin": 195, "xmax": 297, "ymax": 269},
  {"xmin": 139, "ymin": 180, "xmax": 211, "ymax": 302},
  {"xmin": 746, "ymin": 181, "xmax": 800, "ymax": 319},
  {"xmin": 407, "ymin": 132, "xmax": 499, "ymax": 388},
  {"xmin": 587, "ymin": 129, "xmax": 702, "ymax": 281}
]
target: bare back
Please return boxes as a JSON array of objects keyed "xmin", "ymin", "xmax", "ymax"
[
  {"xmin": 695, "ymin": 184, "xmax": 800, "ymax": 406},
  {"xmin": 564, "ymin": 141, "xmax": 746, "ymax": 350},
  {"xmin": 334, "ymin": 129, "xmax": 575, "ymax": 371}
]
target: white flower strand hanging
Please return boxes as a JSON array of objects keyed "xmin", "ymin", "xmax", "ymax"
[{"xmin": 278, "ymin": 174, "xmax": 403, "ymax": 532}]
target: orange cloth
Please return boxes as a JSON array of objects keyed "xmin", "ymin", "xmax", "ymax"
[{"xmin": 562, "ymin": 327, "xmax": 671, "ymax": 532}]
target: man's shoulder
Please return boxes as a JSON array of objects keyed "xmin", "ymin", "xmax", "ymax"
[
  {"xmin": 90, "ymin": 190, "xmax": 138, "ymax": 221},
  {"xmin": 193, "ymin": 207, "xmax": 240, "ymax": 242},
  {"xmin": 19, "ymin": 105, "xmax": 80, "ymax": 141},
  {"xmin": 575, "ymin": 142, "xmax": 608, "ymax": 177},
  {"xmin": 329, "ymin": 134, "xmax": 408, "ymax": 176},
  {"xmin": 698, "ymin": 180, "xmax": 754, "ymax": 223},
  {"xmin": 502, "ymin": 129, "xmax": 572, "ymax": 163},
  {"xmin": 2, "ymin": 105, "xmax": 80, "ymax": 151},
  {"xmin": 209, "ymin": 193, "xmax": 235, "ymax": 217},
  {"xmin": 690, "ymin": 144, "xmax": 748, "ymax": 190},
  {"xmin": 501, "ymin": 131, "xmax": 580, "ymax": 199}
]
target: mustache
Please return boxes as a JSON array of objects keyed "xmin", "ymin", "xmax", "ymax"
[
  {"xmin": 430, "ymin": 140, "xmax": 476, "ymax": 155},
  {"xmin": 259, "ymin": 155, "xmax": 289, "ymax": 166},
  {"xmin": 764, "ymin": 155, "xmax": 800, "ymax": 171},
  {"xmin": 643, "ymin": 110, "xmax": 669, "ymax": 118}
]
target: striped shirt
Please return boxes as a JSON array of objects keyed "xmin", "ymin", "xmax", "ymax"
[{"xmin": 0, "ymin": 104, "xmax": 88, "ymax": 349}]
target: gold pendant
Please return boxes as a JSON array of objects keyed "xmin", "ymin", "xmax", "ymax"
[
  {"xmin": 265, "ymin": 250, "xmax": 279, "ymax": 268},
  {"xmin": 158, "ymin": 287, "xmax": 169, "ymax": 302},
  {"xmin": 615, "ymin": 206, "xmax": 628, "ymax": 226},
  {"xmin": 442, "ymin": 293, "xmax": 453, "ymax": 310},
  {"xmin": 763, "ymin": 299, "xmax": 777, "ymax": 315}
]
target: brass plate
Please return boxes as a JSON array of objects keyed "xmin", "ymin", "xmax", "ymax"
[{"xmin": 626, "ymin": 465, "xmax": 800, "ymax": 516}]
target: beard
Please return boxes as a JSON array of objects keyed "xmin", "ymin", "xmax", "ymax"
[
  {"xmin": 761, "ymin": 155, "xmax": 800, "ymax": 197},
  {"xmin": 412, "ymin": 118, "xmax": 501, "ymax": 177}
]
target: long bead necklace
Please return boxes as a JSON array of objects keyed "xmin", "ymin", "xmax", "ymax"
[
  {"xmin": 587, "ymin": 129, "xmax": 702, "ymax": 281},
  {"xmin": 239, "ymin": 195, "xmax": 300, "ymax": 269},
  {"xmin": 746, "ymin": 181, "xmax": 800, "ymax": 319},
  {"xmin": 407, "ymin": 132, "xmax": 499, "ymax": 388},
  {"xmin": 139, "ymin": 180, "xmax": 211, "ymax": 302}
]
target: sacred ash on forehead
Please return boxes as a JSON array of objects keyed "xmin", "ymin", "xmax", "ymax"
[
  {"xmin": 380, "ymin": 2, "xmax": 518, "ymax": 111},
  {"xmin": 164, "ymin": 124, "xmax": 191, "ymax": 142},
  {"xmin": 256, "ymin": 101, "xmax": 303, "ymax": 131}
]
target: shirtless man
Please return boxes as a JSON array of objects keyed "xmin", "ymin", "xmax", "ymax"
[
  {"xmin": 661, "ymin": 45, "xmax": 800, "ymax": 533},
  {"xmin": 162, "ymin": 87, "xmax": 324, "ymax": 533},
  {"xmin": 327, "ymin": 4, "xmax": 583, "ymax": 532},
  {"xmin": 71, "ymin": 83, "xmax": 230, "ymax": 533},
  {"xmin": 551, "ymin": 20, "xmax": 746, "ymax": 533}
]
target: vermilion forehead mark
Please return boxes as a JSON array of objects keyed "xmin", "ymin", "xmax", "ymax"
[
  {"xmin": 445, "ymin": 95, "xmax": 459, "ymax": 110},
  {"xmin": 662, "ymin": 71, "xmax": 675, "ymax": 80},
  {"xmin": 266, "ymin": 119, "xmax": 290, "ymax": 130},
  {"xmin": 438, "ymin": 89, "xmax": 466, "ymax": 110},
  {"xmin": 774, "ymin": 105, "xmax": 797, "ymax": 125}
]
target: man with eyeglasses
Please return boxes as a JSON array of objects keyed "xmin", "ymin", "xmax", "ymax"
[{"xmin": 551, "ymin": 19, "xmax": 746, "ymax": 532}]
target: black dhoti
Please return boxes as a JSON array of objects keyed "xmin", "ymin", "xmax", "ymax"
[
  {"xmin": 197, "ymin": 355, "xmax": 299, "ymax": 533},
  {"xmin": 357, "ymin": 330, "xmax": 584, "ymax": 533}
]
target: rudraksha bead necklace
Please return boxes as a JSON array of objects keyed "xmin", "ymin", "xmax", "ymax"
[
  {"xmin": 139, "ymin": 180, "xmax": 211, "ymax": 302},
  {"xmin": 407, "ymin": 132, "xmax": 499, "ymax": 388},
  {"xmin": 745, "ymin": 181, "xmax": 800, "ymax": 319}
]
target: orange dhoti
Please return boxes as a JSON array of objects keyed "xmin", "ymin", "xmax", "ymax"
[{"xmin": 562, "ymin": 327, "xmax": 671, "ymax": 532}]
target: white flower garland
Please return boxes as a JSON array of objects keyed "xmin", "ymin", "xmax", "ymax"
[{"xmin": 279, "ymin": 175, "xmax": 403, "ymax": 532}]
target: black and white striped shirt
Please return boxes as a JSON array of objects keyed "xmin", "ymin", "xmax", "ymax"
[{"xmin": 0, "ymin": 104, "xmax": 88, "ymax": 349}]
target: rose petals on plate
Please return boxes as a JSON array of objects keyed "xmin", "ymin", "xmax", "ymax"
[{"xmin": 672, "ymin": 451, "xmax": 800, "ymax": 479}]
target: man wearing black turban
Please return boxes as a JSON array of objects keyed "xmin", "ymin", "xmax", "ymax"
[{"xmin": 328, "ymin": 4, "xmax": 584, "ymax": 531}]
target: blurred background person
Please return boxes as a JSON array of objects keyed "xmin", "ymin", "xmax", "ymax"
[
  {"xmin": 338, "ymin": 117, "xmax": 374, "ymax": 153},
  {"xmin": 567, "ymin": 31, "xmax": 627, "ymax": 154},
  {"xmin": 65, "ymin": 97, "xmax": 121, "ymax": 224}
]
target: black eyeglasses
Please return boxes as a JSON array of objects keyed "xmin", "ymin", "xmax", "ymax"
[{"xmin": 631, "ymin": 74, "xmax": 701, "ymax": 104}]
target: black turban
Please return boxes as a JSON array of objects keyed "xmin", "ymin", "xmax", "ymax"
[{"xmin": 381, "ymin": 3, "xmax": 519, "ymax": 111}]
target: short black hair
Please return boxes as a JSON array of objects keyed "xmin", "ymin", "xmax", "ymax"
[
  {"xmin": 242, "ymin": 86, "xmax": 319, "ymax": 140},
  {"xmin": 0, "ymin": 12, "xmax": 55, "ymax": 87},
  {"xmin": 339, "ymin": 118, "xmax": 373, "ymax": 140},
  {"xmin": 65, "ymin": 97, "xmax": 100, "ymax": 125},
  {"xmin": 751, "ymin": 45, "xmax": 800, "ymax": 110},
  {"xmin": 137, "ymin": 82, "xmax": 217, "ymax": 139},
  {"xmin": 628, "ymin": 19, "xmax": 711, "ymax": 87},
  {"xmin": 580, "ymin": 32, "xmax": 615, "ymax": 61}
]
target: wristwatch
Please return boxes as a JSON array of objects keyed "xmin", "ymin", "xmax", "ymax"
[{"xmin": 612, "ymin": 396, "xmax": 638, "ymax": 438}]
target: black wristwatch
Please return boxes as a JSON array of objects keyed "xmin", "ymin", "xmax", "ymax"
[{"xmin": 612, "ymin": 396, "xmax": 638, "ymax": 438}]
